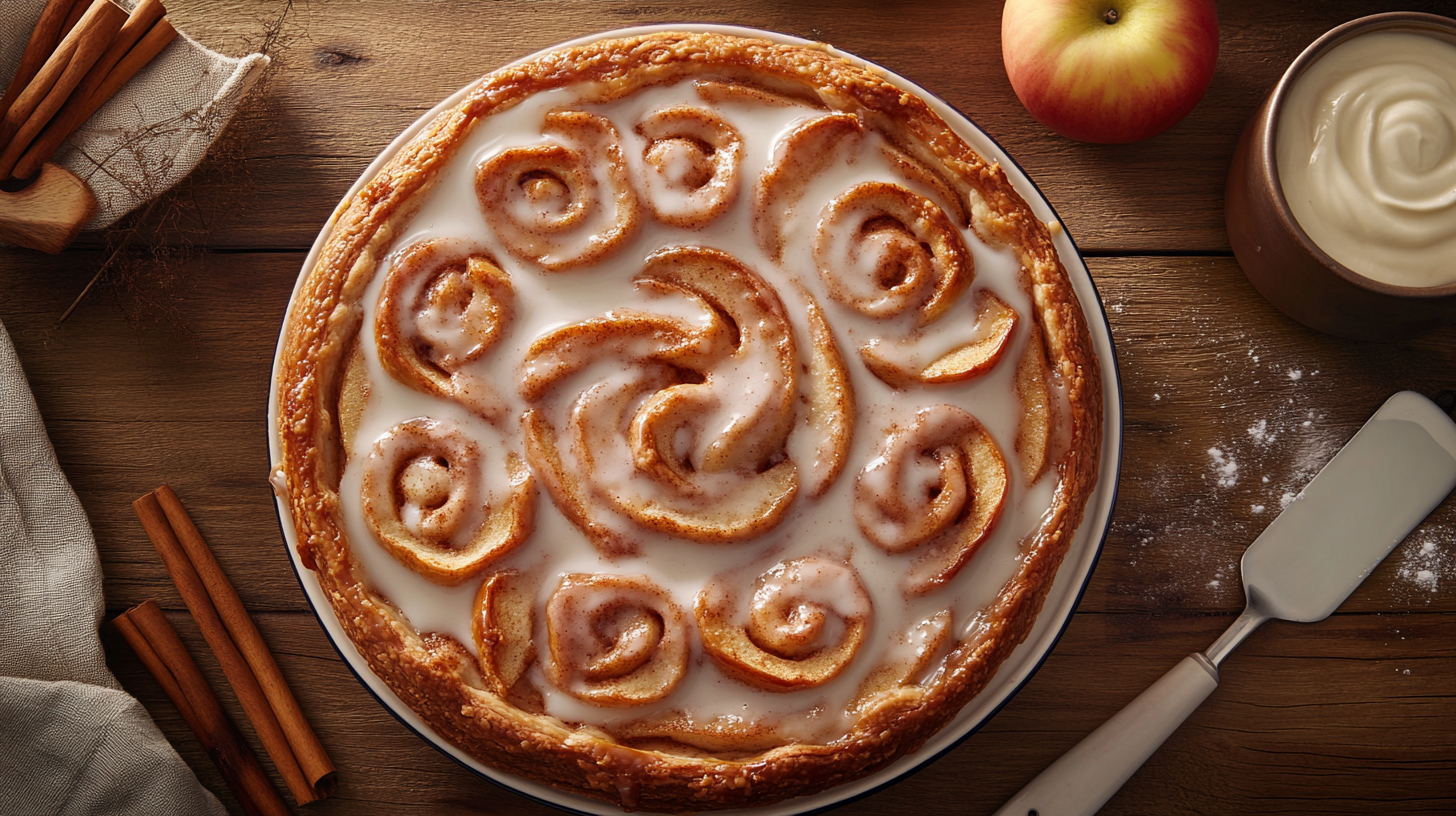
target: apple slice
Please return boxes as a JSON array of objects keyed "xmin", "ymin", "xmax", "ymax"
[
  {"xmin": 337, "ymin": 339, "xmax": 369, "ymax": 454},
  {"xmin": 753, "ymin": 113, "xmax": 864, "ymax": 261},
  {"xmin": 635, "ymin": 105, "xmax": 744, "ymax": 228},
  {"xmin": 850, "ymin": 610, "xmax": 953, "ymax": 711},
  {"xmin": 476, "ymin": 110, "xmax": 640, "ymax": 270},
  {"xmin": 520, "ymin": 247, "xmax": 804, "ymax": 552},
  {"xmin": 608, "ymin": 711, "xmax": 803, "ymax": 754},
  {"xmin": 375, "ymin": 240, "xmax": 514, "ymax": 423},
  {"xmin": 799, "ymin": 291, "xmax": 855, "ymax": 498},
  {"xmin": 860, "ymin": 289, "xmax": 1019, "ymax": 388},
  {"xmin": 904, "ymin": 420, "xmax": 1009, "ymax": 595},
  {"xmin": 472, "ymin": 569, "xmax": 537, "ymax": 699},
  {"xmin": 854, "ymin": 405, "xmax": 1010, "ymax": 595},
  {"xmin": 814, "ymin": 181, "xmax": 972, "ymax": 327},
  {"xmin": 1015, "ymin": 327, "xmax": 1054, "ymax": 485}
]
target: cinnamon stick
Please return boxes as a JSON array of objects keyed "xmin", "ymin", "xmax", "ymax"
[
  {"xmin": 0, "ymin": 0, "xmax": 82, "ymax": 125},
  {"xmin": 114, "ymin": 601, "xmax": 292, "ymax": 816},
  {"xmin": 134, "ymin": 491, "xmax": 321, "ymax": 805},
  {"xmin": 0, "ymin": 8, "xmax": 83, "ymax": 148},
  {"xmin": 14, "ymin": 3, "xmax": 174, "ymax": 180},
  {"xmin": 0, "ymin": 0, "xmax": 126, "ymax": 177},
  {"xmin": 153, "ymin": 485, "xmax": 338, "ymax": 797},
  {"xmin": 78, "ymin": 14, "xmax": 175, "ymax": 110},
  {"xmin": 57, "ymin": 0, "xmax": 91, "ymax": 40}
]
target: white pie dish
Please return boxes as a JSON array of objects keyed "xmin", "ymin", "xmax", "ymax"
[{"xmin": 267, "ymin": 23, "xmax": 1124, "ymax": 816}]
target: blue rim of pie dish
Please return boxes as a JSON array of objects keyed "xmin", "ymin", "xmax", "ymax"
[{"xmin": 266, "ymin": 22, "xmax": 1124, "ymax": 816}]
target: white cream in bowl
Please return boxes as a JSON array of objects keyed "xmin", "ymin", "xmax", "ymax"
[{"xmin": 1277, "ymin": 29, "xmax": 1456, "ymax": 289}]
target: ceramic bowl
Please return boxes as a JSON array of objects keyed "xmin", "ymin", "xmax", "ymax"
[{"xmin": 1225, "ymin": 12, "xmax": 1456, "ymax": 340}]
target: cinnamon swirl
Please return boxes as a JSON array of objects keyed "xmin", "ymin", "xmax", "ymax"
[{"xmin": 275, "ymin": 30, "xmax": 1102, "ymax": 813}]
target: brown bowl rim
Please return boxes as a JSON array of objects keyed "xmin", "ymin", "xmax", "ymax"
[{"xmin": 1260, "ymin": 11, "xmax": 1456, "ymax": 301}]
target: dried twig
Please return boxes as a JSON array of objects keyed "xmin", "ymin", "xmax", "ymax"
[{"xmin": 53, "ymin": 0, "xmax": 296, "ymax": 329}]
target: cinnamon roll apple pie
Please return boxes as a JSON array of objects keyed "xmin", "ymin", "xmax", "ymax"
[{"xmin": 274, "ymin": 30, "xmax": 1102, "ymax": 812}]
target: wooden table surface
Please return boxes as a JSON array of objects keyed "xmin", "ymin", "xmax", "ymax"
[{"xmin": 3, "ymin": 1, "xmax": 1455, "ymax": 814}]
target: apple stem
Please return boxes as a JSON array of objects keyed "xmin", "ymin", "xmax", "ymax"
[{"xmin": 1103, "ymin": 7, "xmax": 1120, "ymax": 24}]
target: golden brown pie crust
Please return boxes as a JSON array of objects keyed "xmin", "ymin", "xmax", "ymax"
[{"xmin": 275, "ymin": 31, "xmax": 1103, "ymax": 812}]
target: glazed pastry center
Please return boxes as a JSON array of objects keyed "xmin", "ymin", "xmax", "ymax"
[{"xmin": 335, "ymin": 76, "xmax": 1064, "ymax": 745}]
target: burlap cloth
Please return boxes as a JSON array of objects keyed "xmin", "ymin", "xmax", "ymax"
[{"xmin": 1, "ymin": 0, "xmax": 269, "ymax": 230}]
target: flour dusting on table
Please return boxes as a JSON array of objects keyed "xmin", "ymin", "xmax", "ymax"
[{"xmin": 1395, "ymin": 534, "xmax": 1452, "ymax": 602}]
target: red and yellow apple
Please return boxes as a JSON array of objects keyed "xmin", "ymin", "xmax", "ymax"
[{"xmin": 1001, "ymin": 0, "xmax": 1219, "ymax": 144}]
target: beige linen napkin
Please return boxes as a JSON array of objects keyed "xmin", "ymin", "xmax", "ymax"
[
  {"xmin": 0, "ymin": 317, "xmax": 226, "ymax": 816},
  {"xmin": 1, "ymin": 0, "xmax": 269, "ymax": 230}
]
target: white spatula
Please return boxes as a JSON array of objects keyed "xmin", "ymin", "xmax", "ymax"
[{"xmin": 994, "ymin": 390, "xmax": 1456, "ymax": 816}]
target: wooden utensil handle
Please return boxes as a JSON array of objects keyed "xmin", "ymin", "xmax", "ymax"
[{"xmin": 0, "ymin": 162, "xmax": 96, "ymax": 253}]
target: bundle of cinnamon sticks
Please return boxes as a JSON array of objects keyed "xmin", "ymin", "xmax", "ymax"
[
  {"xmin": 114, "ymin": 601, "xmax": 293, "ymax": 816},
  {"xmin": 121, "ymin": 486, "xmax": 336, "ymax": 812},
  {"xmin": 0, "ymin": 0, "xmax": 177, "ymax": 182}
]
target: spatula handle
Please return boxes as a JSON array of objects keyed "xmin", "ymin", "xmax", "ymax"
[{"xmin": 992, "ymin": 653, "xmax": 1219, "ymax": 816}]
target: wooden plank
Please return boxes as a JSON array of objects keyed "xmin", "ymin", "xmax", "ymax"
[
  {"xmin": 0, "ymin": 250, "xmax": 294, "ymax": 425},
  {"xmin": 54, "ymin": 0, "xmax": 1453, "ymax": 253},
  {"xmin": 1083, "ymin": 256, "xmax": 1456, "ymax": 615},
  {"xmin": 986, "ymin": 613, "xmax": 1456, "ymax": 816},
  {"xmin": 100, "ymin": 609, "xmax": 1456, "ymax": 816},
  {"xmin": 0, "ymin": 250, "xmax": 302, "ymax": 609},
  {"xmin": 3, "ymin": 251, "xmax": 1453, "ymax": 614}
]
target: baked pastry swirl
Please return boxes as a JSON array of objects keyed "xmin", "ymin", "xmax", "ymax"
[
  {"xmin": 374, "ymin": 240, "xmax": 516, "ymax": 422},
  {"xmin": 359, "ymin": 417, "xmax": 534, "ymax": 585},
  {"xmin": 518, "ymin": 246, "xmax": 805, "ymax": 555},
  {"xmin": 476, "ymin": 110, "xmax": 640, "ymax": 270},
  {"xmin": 545, "ymin": 573, "xmax": 690, "ymax": 707},
  {"xmin": 855, "ymin": 405, "xmax": 1009, "ymax": 595},
  {"xmin": 275, "ymin": 30, "xmax": 1102, "ymax": 812},
  {"xmin": 696, "ymin": 556, "xmax": 872, "ymax": 691}
]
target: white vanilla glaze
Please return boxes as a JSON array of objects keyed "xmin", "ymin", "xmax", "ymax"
[
  {"xmin": 333, "ymin": 78, "xmax": 1066, "ymax": 744},
  {"xmin": 1277, "ymin": 29, "xmax": 1456, "ymax": 288}
]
